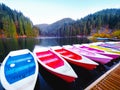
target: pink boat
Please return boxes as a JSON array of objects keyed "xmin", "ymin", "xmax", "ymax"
[
  {"xmin": 98, "ymin": 43, "xmax": 120, "ymax": 51},
  {"xmin": 51, "ymin": 46, "xmax": 98, "ymax": 70},
  {"xmin": 63, "ymin": 45, "xmax": 113, "ymax": 64},
  {"xmin": 73, "ymin": 44, "xmax": 120, "ymax": 59},
  {"xmin": 33, "ymin": 46, "xmax": 78, "ymax": 83}
]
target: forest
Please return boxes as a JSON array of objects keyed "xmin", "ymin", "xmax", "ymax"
[
  {"xmin": 37, "ymin": 8, "xmax": 120, "ymax": 39},
  {"xmin": 55, "ymin": 9, "xmax": 120, "ymax": 38},
  {"xmin": 0, "ymin": 3, "xmax": 120, "ymax": 39},
  {"xmin": 0, "ymin": 3, "xmax": 39, "ymax": 38}
]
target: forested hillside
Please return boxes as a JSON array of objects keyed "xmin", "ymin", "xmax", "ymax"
[
  {"xmin": 36, "ymin": 18, "xmax": 74, "ymax": 36},
  {"xmin": 37, "ymin": 9, "xmax": 120, "ymax": 38},
  {"xmin": 0, "ymin": 3, "xmax": 39, "ymax": 38},
  {"xmin": 1, "ymin": 3, "xmax": 120, "ymax": 38},
  {"xmin": 57, "ymin": 9, "xmax": 120, "ymax": 37}
]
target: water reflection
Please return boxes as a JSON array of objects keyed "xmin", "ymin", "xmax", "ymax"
[
  {"xmin": 0, "ymin": 37, "xmax": 91, "ymax": 62},
  {"xmin": 0, "ymin": 38, "xmax": 40, "ymax": 62},
  {"xmin": 0, "ymin": 37, "xmax": 90, "ymax": 62},
  {"xmin": 38, "ymin": 38, "xmax": 59, "ymax": 46},
  {"xmin": 37, "ymin": 37, "xmax": 91, "ymax": 47}
]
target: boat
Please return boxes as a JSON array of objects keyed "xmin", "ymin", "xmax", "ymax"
[
  {"xmin": 75, "ymin": 44, "xmax": 120, "ymax": 59},
  {"xmin": 97, "ymin": 37, "xmax": 120, "ymax": 41},
  {"xmin": 108, "ymin": 38, "xmax": 120, "ymax": 41},
  {"xmin": 98, "ymin": 43, "xmax": 120, "ymax": 51},
  {"xmin": 89, "ymin": 44, "xmax": 120, "ymax": 55},
  {"xmin": 0, "ymin": 49, "xmax": 38, "ymax": 90},
  {"xmin": 106, "ymin": 42, "xmax": 120, "ymax": 47},
  {"xmin": 33, "ymin": 46, "xmax": 78, "ymax": 83},
  {"xmin": 50, "ymin": 46, "xmax": 98, "ymax": 70},
  {"xmin": 63, "ymin": 45, "xmax": 112, "ymax": 64},
  {"xmin": 97, "ymin": 37, "xmax": 109, "ymax": 41}
]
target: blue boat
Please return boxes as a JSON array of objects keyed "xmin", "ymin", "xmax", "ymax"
[
  {"xmin": 97, "ymin": 37, "xmax": 109, "ymax": 41},
  {"xmin": 0, "ymin": 49, "xmax": 38, "ymax": 90}
]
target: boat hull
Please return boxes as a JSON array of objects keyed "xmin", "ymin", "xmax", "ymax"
[
  {"xmin": 64, "ymin": 45, "xmax": 112, "ymax": 64},
  {"xmin": 51, "ymin": 46, "xmax": 98, "ymax": 70},
  {"xmin": 62, "ymin": 57, "xmax": 97, "ymax": 70},
  {"xmin": 0, "ymin": 49, "xmax": 38, "ymax": 90},
  {"xmin": 78, "ymin": 45, "xmax": 120, "ymax": 59},
  {"xmin": 99, "ymin": 53, "xmax": 120, "ymax": 59},
  {"xmin": 41, "ymin": 64, "xmax": 77, "ymax": 82},
  {"xmin": 33, "ymin": 46, "xmax": 78, "ymax": 83},
  {"xmin": 98, "ymin": 43, "xmax": 120, "ymax": 51},
  {"xmin": 89, "ymin": 45, "xmax": 120, "ymax": 55},
  {"xmin": 83, "ymin": 56, "xmax": 111, "ymax": 64}
]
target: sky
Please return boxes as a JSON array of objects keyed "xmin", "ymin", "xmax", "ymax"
[{"xmin": 0, "ymin": 0, "xmax": 120, "ymax": 25}]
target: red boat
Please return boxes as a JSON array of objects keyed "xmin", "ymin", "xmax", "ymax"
[
  {"xmin": 33, "ymin": 46, "xmax": 78, "ymax": 83},
  {"xmin": 50, "ymin": 46, "xmax": 98, "ymax": 70}
]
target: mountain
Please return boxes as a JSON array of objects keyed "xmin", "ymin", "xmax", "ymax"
[
  {"xmin": 36, "ymin": 24, "xmax": 49, "ymax": 30},
  {"xmin": 36, "ymin": 9, "xmax": 120, "ymax": 37},
  {"xmin": 36, "ymin": 18, "xmax": 75, "ymax": 36}
]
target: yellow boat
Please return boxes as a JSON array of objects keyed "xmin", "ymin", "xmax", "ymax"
[{"xmin": 89, "ymin": 45, "xmax": 120, "ymax": 55}]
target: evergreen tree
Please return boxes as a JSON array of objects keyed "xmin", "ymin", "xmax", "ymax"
[{"xmin": 0, "ymin": 3, "xmax": 38, "ymax": 38}]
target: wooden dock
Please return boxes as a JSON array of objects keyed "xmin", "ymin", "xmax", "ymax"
[{"xmin": 85, "ymin": 62, "xmax": 120, "ymax": 90}]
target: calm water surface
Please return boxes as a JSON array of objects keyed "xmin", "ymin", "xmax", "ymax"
[
  {"xmin": 0, "ymin": 37, "xmax": 90, "ymax": 62},
  {"xmin": 0, "ymin": 37, "xmax": 118, "ymax": 90}
]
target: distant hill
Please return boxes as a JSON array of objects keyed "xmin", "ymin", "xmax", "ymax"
[
  {"xmin": 57, "ymin": 8, "xmax": 120, "ymax": 37},
  {"xmin": 36, "ymin": 8, "xmax": 120, "ymax": 37},
  {"xmin": 35, "ymin": 18, "xmax": 75, "ymax": 36}
]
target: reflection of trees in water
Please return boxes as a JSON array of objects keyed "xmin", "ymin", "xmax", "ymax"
[
  {"xmin": 77, "ymin": 37, "xmax": 91, "ymax": 44},
  {"xmin": 18, "ymin": 38, "xmax": 40, "ymax": 51},
  {"xmin": 39, "ymin": 38, "xmax": 59, "ymax": 47},
  {"xmin": 56, "ymin": 37, "xmax": 91, "ymax": 46},
  {"xmin": 0, "ymin": 38, "xmax": 40, "ymax": 62},
  {"xmin": 0, "ymin": 37, "xmax": 90, "ymax": 62},
  {"xmin": 0, "ymin": 39, "xmax": 6, "ymax": 62},
  {"xmin": 0, "ymin": 38, "xmax": 19, "ymax": 62},
  {"xmin": 38, "ymin": 37, "xmax": 90, "ymax": 47}
]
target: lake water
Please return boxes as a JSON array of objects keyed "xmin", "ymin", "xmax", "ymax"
[
  {"xmin": 0, "ymin": 37, "xmax": 91, "ymax": 62},
  {"xmin": 0, "ymin": 37, "xmax": 118, "ymax": 90}
]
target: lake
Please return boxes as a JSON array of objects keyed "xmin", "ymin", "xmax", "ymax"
[
  {"xmin": 0, "ymin": 37, "xmax": 91, "ymax": 62},
  {"xmin": 0, "ymin": 37, "xmax": 118, "ymax": 90}
]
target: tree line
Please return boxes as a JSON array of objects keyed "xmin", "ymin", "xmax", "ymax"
[
  {"xmin": 1, "ymin": 3, "xmax": 120, "ymax": 39},
  {"xmin": 56, "ymin": 9, "xmax": 120, "ymax": 37},
  {"xmin": 0, "ymin": 3, "xmax": 39, "ymax": 38}
]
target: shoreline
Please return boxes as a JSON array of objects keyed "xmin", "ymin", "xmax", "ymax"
[{"xmin": 0, "ymin": 35, "xmax": 91, "ymax": 39}]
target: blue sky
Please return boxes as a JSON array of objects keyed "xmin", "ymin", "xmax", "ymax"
[{"xmin": 0, "ymin": 0, "xmax": 120, "ymax": 25}]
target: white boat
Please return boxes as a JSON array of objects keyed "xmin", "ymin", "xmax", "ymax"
[
  {"xmin": 0, "ymin": 49, "xmax": 38, "ymax": 90},
  {"xmin": 50, "ymin": 46, "xmax": 99, "ymax": 70},
  {"xmin": 64, "ymin": 45, "xmax": 112, "ymax": 64},
  {"xmin": 89, "ymin": 43, "xmax": 120, "ymax": 55},
  {"xmin": 75, "ymin": 43, "xmax": 120, "ymax": 59},
  {"xmin": 33, "ymin": 46, "xmax": 78, "ymax": 83}
]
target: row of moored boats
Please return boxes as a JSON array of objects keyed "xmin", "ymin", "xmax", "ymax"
[{"xmin": 0, "ymin": 41, "xmax": 120, "ymax": 90}]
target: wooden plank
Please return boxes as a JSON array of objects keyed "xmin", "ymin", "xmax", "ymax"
[{"xmin": 85, "ymin": 63, "xmax": 120, "ymax": 90}]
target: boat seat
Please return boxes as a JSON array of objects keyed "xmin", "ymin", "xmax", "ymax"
[
  {"xmin": 46, "ymin": 58, "xmax": 64, "ymax": 69},
  {"xmin": 37, "ymin": 52, "xmax": 64, "ymax": 69}
]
